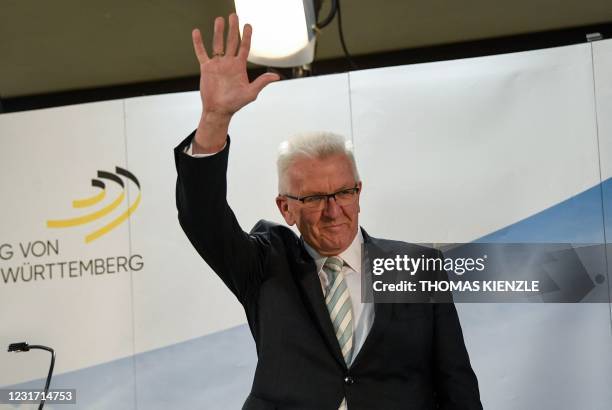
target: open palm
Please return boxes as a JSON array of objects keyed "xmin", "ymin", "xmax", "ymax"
[{"xmin": 192, "ymin": 14, "xmax": 279, "ymax": 117}]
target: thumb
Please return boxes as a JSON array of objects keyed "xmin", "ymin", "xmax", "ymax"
[{"xmin": 250, "ymin": 72, "xmax": 280, "ymax": 96}]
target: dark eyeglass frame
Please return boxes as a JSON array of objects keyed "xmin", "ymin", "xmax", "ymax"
[{"xmin": 282, "ymin": 184, "xmax": 360, "ymax": 205}]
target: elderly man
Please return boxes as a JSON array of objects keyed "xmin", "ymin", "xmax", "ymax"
[{"xmin": 175, "ymin": 13, "xmax": 482, "ymax": 410}]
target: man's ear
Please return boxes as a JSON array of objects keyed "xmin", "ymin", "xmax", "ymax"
[
  {"xmin": 276, "ymin": 196, "xmax": 296, "ymax": 225},
  {"xmin": 356, "ymin": 181, "xmax": 362, "ymax": 213}
]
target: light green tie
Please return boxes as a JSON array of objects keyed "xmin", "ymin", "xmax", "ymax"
[{"xmin": 323, "ymin": 256, "xmax": 353, "ymax": 410}]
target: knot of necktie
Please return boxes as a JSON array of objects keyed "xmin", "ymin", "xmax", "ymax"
[{"xmin": 323, "ymin": 256, "xmax": 344, "ymax": 294}]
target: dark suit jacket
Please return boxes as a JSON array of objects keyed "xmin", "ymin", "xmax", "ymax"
[{"xmin": 175, "ymin": 133, "xmax": 482, "ymax": 410}]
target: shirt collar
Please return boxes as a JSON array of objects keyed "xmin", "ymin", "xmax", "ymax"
[{"xmin": 303, "ymin": 228, "xmax": 363, "ymax": 276}]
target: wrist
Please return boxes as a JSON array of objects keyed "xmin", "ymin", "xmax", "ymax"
[
  {"xmin": 193, "ymin": 112, "xmax": 230, "ymax": 154},
  {"xmin": 201, "ymin": 110, "xmax": 232, "ymax": 126}
]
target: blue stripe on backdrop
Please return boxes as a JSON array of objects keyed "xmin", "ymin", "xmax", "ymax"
[
  {"xmin": 477, "ymin": 177, "xmax": 612, "ymax": 243},
  {"xmin": 604, "ymin": 177, "xmax": 612, "ymax": 244},
  {"xmin": 3, "ymin": 324, "xmax": 255, "ymax": 410},
  {"xmin": 3, "ymin": 354, "xmax": 136, "ymax": 410},
  {"xmin": 133, "ymin": 324, "xmax": 255, "ymax": 409},
  {"xmin": 4, "ymin": 178, "xmax": 611, "ymax": 409}
]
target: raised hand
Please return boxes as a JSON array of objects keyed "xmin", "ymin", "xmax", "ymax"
[{"xmin": 192, "ymin": 13, "xmax": 280, "ymax": 153}]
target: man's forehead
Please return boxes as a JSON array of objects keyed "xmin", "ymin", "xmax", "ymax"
[{"xmin": 287, "ymin": 154, "xmax": 356, "ymax": 192}]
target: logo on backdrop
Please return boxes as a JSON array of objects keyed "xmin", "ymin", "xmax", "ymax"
[
  {"xmin": 0, "ymin": 166, "xmax": 144, "ymax": 285},
  {"xmin": 46, "ymin": 166, "xmax": 141, "ymax": 243}
]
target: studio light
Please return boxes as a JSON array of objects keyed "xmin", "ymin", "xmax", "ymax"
[{"xmin": 234, "ymin": 0, "xmax": 317, "ymax": 67}]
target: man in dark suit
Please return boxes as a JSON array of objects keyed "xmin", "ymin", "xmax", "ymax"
[{"xmin": 175, "ymin": 13, "xmax": 482, "ymax": 410}]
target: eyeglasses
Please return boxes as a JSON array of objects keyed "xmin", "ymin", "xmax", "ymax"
[{"xmin": 283, "ymin": 184, "xmax": 360, "ymax": 211}]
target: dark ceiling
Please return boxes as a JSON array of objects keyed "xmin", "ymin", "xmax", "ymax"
[{"xmin": 2, "ymin": 0, "xmax": 612, "ymax": 105}]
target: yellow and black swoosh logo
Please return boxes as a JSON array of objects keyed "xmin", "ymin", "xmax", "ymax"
[{"xmin": 47, "ymin": 167, "xmax": 141, "ymax": 243}]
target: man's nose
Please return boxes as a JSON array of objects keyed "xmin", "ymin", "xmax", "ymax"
[{"xmin": 322, "ymin": 196, "xmax": 341, "ymax": 217}]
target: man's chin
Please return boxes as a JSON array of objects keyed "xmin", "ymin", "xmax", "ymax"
[{"xmin": 318, "ymin": 237, "xmax": 351, "ymax": 255}]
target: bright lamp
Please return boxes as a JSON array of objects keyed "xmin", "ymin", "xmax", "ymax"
[{"xmin": 234, "ymin": 0, "xmax": 317, "ymax": 67}]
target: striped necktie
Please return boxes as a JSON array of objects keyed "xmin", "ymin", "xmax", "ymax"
[{"xmin": 323, "ymin": 256, "xmax": 353, "ymax": 410}]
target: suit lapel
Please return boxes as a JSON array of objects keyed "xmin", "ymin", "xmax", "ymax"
[
  {"xmin": 350, "ymin": 228, "xmax": 394, "ymax": 369},
  {"xmin": 350, "ymin": 303, "xmax": 393, "ymax": 369},
  {"xmin": 292, "ymin": 237, "xmax": 347, "ymax": 369}
]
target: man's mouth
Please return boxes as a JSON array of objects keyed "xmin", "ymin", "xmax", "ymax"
[{"xmin": 323, "ymin": 223, "xmax": 345, "ymax": 230}]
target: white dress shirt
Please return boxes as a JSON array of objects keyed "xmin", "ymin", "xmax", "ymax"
[
  {"xmin": 302, "ymin": 230, "xmax": 375, "ymax": 366},
  {"xmin": 184, "ymin": 141, "xmax": 226, "ymax": 157}
]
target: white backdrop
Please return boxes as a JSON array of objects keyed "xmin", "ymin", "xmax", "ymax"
[
  {"xmin": 1, "ymin": 40, "xmax": 611, "ymax": 409},
  {"xmin": 0, "ymin": 102, "xmax": 135, "ymax": 388},
  {"xmin": 353, "ymin": 43, "xmax": 599, "ymax": 243}
]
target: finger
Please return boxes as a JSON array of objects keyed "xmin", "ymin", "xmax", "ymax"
[
  {"xmin": 238, "ymin": 23, "xmax": 252, "ymax": 60},
  {"xmin": 249, "ymin": 72, "xmax": 281, "ymax": 96},
  {"xmin": 191, "ymin": 29, "xmax": 209, "ymax": 63},
  {"xmin": 212, "ymin": 16, "xmax": 225, "ymax": 56},
  {"xmin": 225, "ymin": 13, "xmax": 240, "ymax": 57}
]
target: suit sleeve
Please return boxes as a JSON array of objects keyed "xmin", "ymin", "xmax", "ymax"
[
  {"xmin": 433, "ymin": 250, "xmax": 483, "ymax": 410},
  {"xmin": 174, "ymin": 131, "xmax": 269, "ymax": 304}
]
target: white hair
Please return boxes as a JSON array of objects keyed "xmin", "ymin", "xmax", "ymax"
[{"xmin": 277, "ymin": 131, "xmax": 360, "ymax": 194}]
